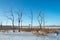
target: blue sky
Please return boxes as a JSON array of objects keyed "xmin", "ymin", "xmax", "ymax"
[{"xmin": 0, "ymin": 0, "xmax": 60, "ymax": 26}]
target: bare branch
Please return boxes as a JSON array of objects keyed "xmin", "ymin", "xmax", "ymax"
[{"xmin": 6, "ymin": 16, "xmax": 12, "ymax": 20}]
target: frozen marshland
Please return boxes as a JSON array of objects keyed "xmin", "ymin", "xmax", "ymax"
[{"xmin": 0, "ymin": 30, "xmax": 60, "ymax": 40}]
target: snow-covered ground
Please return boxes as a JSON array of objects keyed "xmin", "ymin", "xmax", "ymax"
[{"xmin": 0, "ymin": 31, "xmax": 60, "ymax": 40}]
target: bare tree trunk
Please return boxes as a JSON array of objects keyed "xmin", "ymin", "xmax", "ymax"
[
  {"xmin": 18, "ymin": 14, "xmax": 20, "ymax": 32},
  {"xmin": 30, "ymin": 9, "xmax": 33, "ymax": 30},
  {"xmin": 11, "ymin": 9, "xmax": 15, "ymax": 32},
  {"xmin": 17, "ymin": 9, "xmax": 22, "ymax": 32},
  {"xmin": 38, "ymin": 11, "xmax": 43, "ymax": 29},
  {"xmin": 18, "ymin": 20, "xmax": 20, "ymax": 32}
]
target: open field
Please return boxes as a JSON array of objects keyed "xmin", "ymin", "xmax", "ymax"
[{"xmin": 0, "ymin": 26, "xmax": 60, "ymax": 33}]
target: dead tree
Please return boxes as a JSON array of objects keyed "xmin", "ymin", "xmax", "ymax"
[
  {"xmin": 30, "ymin": 9, "xmax": 33, "ymax": 29},
  {"xmin": 37, "ymin": 10, "xmax": 45, "ymax": 28},
  {"xmin": 6, "ymin": 9, "xmax": 15, "ymax": 32},
  {"xmin": 17, "ymin": 9, "xmax": 22, "ymax": 32},
  {"xmin": 37, "ymin": 11, "xmax": 43, "ymax": 28}
]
